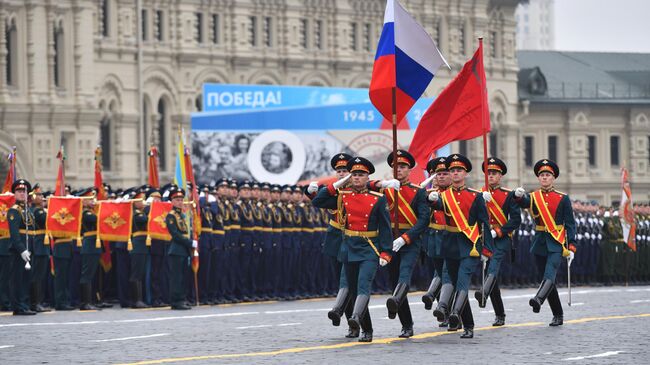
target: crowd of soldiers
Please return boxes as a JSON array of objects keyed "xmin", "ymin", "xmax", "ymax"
[{"xmin": 1, "ymin": 154, "xmax": 649, "ymax": 342}]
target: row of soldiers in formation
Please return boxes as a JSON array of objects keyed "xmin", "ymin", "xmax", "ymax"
[{"xmin": 2, "ymin": 154, "xmax": 649, "ymax": 340}]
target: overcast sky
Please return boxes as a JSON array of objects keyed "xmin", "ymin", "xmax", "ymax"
[{"xmin": 554, "ymin": 0, "xmax": 650, "ymax": 53}]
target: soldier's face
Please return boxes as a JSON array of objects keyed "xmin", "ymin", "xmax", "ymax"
[
  {"xmin": 487, "ymin": 171, "xmax": 502, "ymax": 187},
  {"xmin": 537, "ymin": 171, "xmax": 555, "ymax": 188},
  {"xmin": 271, "ymin": 191, "xmax": 280, "ymax": 201},
  {"xmin": 436, "ymin": 171, "xmax": 450, "ymax": 187},
  {"xmin": 251, "ymin": 189, "xmax": 260, "ymax": 199},
  {"xmin": 171, "ymin": 196, "xmax": 184, "ymax": 209},
  {"xmin": 395, "ymin": 164, "xmax": 410, "ymax": 181},
  {"xmin": 152, "ymin": 196, "xmax": 162, "ymax": 202},
  {"xmin": 281, "ymin": 192, "xmax": 291, "ymax": 201},
  {"xmin": 335, "ymin": 168, "xmax": 349, "ymax": 180},
  {"xmin": 217, "ymin": 186, "xmax": 228, "ymax": 197},
  {"xmin": 134, "ymin": 200, "xmax": 144, "ymax": 210},
  {"xmin": 449, "ymin": 168, "xmax": 467, "ymax": 184},
  {"xmin": 261, "ymin": 190, "xmax": 270, "ymax": 200},
  {"xmin": 292, "ymin": 192, "xmax": 301, "ymax": 202},
  {"xmin": 239, "ymin": 189, "xmax": 251, "ymax": 199},
  {"xmin": 351, "ymin": 172, "xmax": 369, "ymax": 189},
  {"xmin": 14, "ymin": 189, "xmax": 27, "ymax": 202},
  {"xmin": 32, "ymin": 193, "xmax": 43, "ymax": 205}
]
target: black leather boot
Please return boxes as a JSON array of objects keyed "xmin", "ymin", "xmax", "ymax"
[
  {"xmin": 328, "ymin": 288, "xmax": 350, "ymax": 327},
  {"xmin": 474, "ymin": 274, "xmax": 497, "ymax": 308},
  {"xmin": 345, "ymin": 327, "xmax": 360, "ymax": 338},
  {"xmin": 549, "ymin": 315, "xmax": 563, "ymax": 326},
  {"xmin": 348, "ymin": 295, "xmax": 370, "ymax": 331},
  {"xmin": 359, "ymin": 330, "xmax": 373, "ymax": 343},
  {"xmin": 529, "ymin": 280, "xmax": 554, "ymax": 313},
  {"xmin": 448, "ymin": 290, "xmax": 468, "ymax": 331},
  {"xmin": 80, "ymin": 283, "xmax": 98, "ymax": 311},
  {"xmin": 492, "ymin": 315, "xmax": 505, "ymax": 327},
  {"xmin": 132, "ymin": 282, "xmax": 149, "ymax": 309},
  {"xmin": 422, "ymin": 276, "xmax": 442, "ymax": 310},
  {"xmin": 31, "ymin": 284, "xmax": 50, "ymax": 312},
  {"xmin": 386, "ymin": 282, "xmax": 409, "ymax": 319},
  {"xmin": 433, "ymin": 284, "xmax": 454, "ymax": 323},
  {"xmin": 399, "ymin": 326, "xmax": 414, "ymax": 338},
  {"xmin": 460, "ymin": 327, "xmax": 474, "ymax": 339}
]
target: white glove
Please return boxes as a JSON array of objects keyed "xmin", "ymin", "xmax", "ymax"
[
  {"xmin": 192, "ymin": 240, "xmax": 198, "ymax": 249},
  {"xmin": 480, "ymin": 255, "xmax": 489, "ymax": 263},
  {"xmin": 379, "ymin": 258, "xmax": 388, "ymax": 267},
  {"xmin": 491, "ymin": 229, "xmax": 497, "ymax": 239},
  {"xmin": 420, "ymin": 174, "xmax": 436, "ymax": 188},
  {"xmin": 567, "ymin": 251, "xmax": 575, "ymax": 265},
  {"xmin": 482, "ymin": 191, "xmax": 492, "ymax": 203},
  {"xmin": 21, "ymin": 250, "xmax": 31, "ymax": 262},
  {"xmin": 380, "ymin": 179, "xmax": 400, "ymax": 190},
  {"xmin": 428, "ymin": 191, "xmax": 439, "ymax": 202},
  {"xmin": 514, "ymin": 187, "xmax": 525, "ymax": 198},
  {"xmin": 307, "ymin": 181, "xmax": 319, "ymax": 194},
  {"xmin": 392, "ymin": 237, "xmax": 406, "ymax": 252},
  {"xmin": 332, "ymin": 174, "xmax": 351, "ymax": 189}
]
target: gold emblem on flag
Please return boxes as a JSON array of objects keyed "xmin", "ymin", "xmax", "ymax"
[
  {"xmin": 153, "ymin": 214, "xmax": 167, "ymax": 229},
  {"xmin": 52, "ymin": 208, "xmax": 76, "ymax": 226},
  {"xmin": 0, "ymin": 204, "xmax": 8, "ymax": 222},
  {"xmin": 104, "ymin": 212, "xmax": 126, "ymax": 230}
]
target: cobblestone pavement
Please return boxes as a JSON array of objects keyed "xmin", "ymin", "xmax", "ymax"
[{"xmin": 1, "ymin": 285, "xmax": 649, "ymax": 365}]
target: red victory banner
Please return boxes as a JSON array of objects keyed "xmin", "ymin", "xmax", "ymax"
[
  {"xmin": 147, "ymin": 201, "xmax": 172, "ymax": 241},
  {"xmin": 46, "ymin": 197, "xmax": 83, "ymax": 238},
  {"xmin": 97, "ymin": 201, "xmax": 133, "ymax": 242},
  {"xmin": 0, "ymin": 194, "xmax": 16, "ymax": 238}
]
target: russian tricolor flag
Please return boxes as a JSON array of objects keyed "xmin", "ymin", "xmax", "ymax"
[{"xmin": 369, "ymin": 0, "xmax": 449, "ymax": 124}]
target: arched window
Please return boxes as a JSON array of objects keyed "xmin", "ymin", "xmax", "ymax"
[
  {"xmin": 195, "ymin": 94, "xmax": 202, "ymax": 111},
  {"xmin": 53, "ymin": 20, "xmax": 64, "ymax": 88},
  {"xmin": 157, "ymin": 98, "xmax": 167, "ymax": 170},
  {"xmin": 100, "ymin": 114, "xmax": 111, "ymax": 170},
  {"xmin": 5, "ymin": 18, "xmax": 17, "ymax": 86}
]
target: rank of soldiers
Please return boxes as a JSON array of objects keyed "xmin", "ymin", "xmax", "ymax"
[{"xmin": 1, "ymin": 154, "xmax": 649, "ymax": 344}]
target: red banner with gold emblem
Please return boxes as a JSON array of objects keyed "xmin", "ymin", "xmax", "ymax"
[
  {"xmin": 97, "ymin": 201, "xmax": 133, "ymax": 242},
  {"xmin": 0, "ymin": 194, "xmax": 16, "ymax": 238},
  {"xmin": 46, "ymin": 197, "xmax": 83, "ymax": 238},
  {"xmin": 147, "ymin": 201, "xmax": 172, "ymax": 241}
]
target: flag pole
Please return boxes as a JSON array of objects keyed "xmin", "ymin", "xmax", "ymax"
[
  {"xmin": 391, "ymin": 87, "xmax": 399, "ymax": 239},
  {"xmin": 479, "ymin": 38, "xmax": 489, "ymax": 302}
]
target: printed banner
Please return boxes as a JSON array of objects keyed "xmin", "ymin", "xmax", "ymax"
[
  {"xmin": 46, "ymin": 197, "xmax": 83, "ymax": 239},
  {"xmin": 0, "ymin": 194, "xmax": 16, "ymax": 238},
  {"xmin": 148, "ymin": 201, "xmax": 172, "ymax": 241},
  {"xmin": 98, "ymin": 201, "xmax": 133, "ymax": 242}
]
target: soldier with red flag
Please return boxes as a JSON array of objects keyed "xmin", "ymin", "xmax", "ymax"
[
  {"xmin": 474, "ymin": 157, "xmax": 521, "ymax": 326},
  {"xmin": 514, "ymin": 159, "xmax": 577, "ymax": 326},
  {"xmin": 78, "ymin": 188, "xmax": 102, "ymax": 311}
]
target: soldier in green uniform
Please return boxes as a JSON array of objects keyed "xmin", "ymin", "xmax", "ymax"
[
  {"xmin": 7, "ymin": 179, "xmax": 37, "ymax": 315},
  {"xmin": 29, "ymin": 184, "xmax": 51, "ymax": 312},
  {"xmin": 166, "ymin": 185, "xmax": 196, "ymax": 310},
  {"xmin": 78, "ymin": 187, "xmax": 102, "ymax": 311},
  {"xmin": 130, "ymin": 187, "xmax": 150, "ymax": 308}
]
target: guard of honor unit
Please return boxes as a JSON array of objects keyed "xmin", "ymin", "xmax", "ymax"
[{"xmin": 3, "ymin": 152, "xmax": 650, "ymax": 344}]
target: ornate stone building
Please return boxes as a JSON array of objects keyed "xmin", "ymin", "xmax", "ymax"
[{"xmin": 1, "ymin": 0, "xmax": 519, "ymax": 193}]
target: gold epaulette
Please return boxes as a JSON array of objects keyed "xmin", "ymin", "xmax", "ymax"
[
  {"xmin": 368, "ymin": 190, "xmax": 383, "ymax": 197},
  {"xmin": 500, "ymin": 187, "xmax": 512, "ymax": 192},
  {"xmin": 554, "ymin": 189, "xmax": 566, "ymax": 196},
  {"xmin": 467, "ymin": 188, "xmax": 480, "ymax": 194}
]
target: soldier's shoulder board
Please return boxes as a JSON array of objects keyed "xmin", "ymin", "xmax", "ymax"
[
  {"xmin": 467, "ymin": 188, "xmax": 479, "ymax": 194},
  {"xmin": 407, "ymin": 183, "xmax": 420, "ymax": 190},
  {"xmin": 368, "ymin": 190, "xmax": 383, "ymax": 197},
  {"xmin": 554, "ymin": 189, "xmax": 567, "ymax": 196},
  {"xmin": 500, "ymin": 187, "xmax": 512, "ymax": 192}
]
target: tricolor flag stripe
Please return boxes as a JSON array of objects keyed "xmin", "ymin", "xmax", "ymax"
[{"xmin": 395, "ymin": 47, "xmax": 434, "ymax": 100}]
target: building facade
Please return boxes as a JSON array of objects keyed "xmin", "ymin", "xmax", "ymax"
[
  {"xmin": 0, "ymin": 0, "xmax": 522, "ymax": 190},
  {"xmin": 515, "ymin": 0, "xmax": 554, "ymax": 50}
]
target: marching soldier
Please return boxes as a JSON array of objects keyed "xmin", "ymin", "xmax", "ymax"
[
  {"xmin": 421, "ymin": 158, "xmax": 450, "ymax": 317},
  {"xmin": 129, "ymin": 187, "xmax": 149, "ymax": 308},
  {"xmin": 29, "ymin": 184, "xmax": 51, "ymax": 312},
  {"xmin": 166, "ymin": 185, "xmax": 196, "ymax": 310},
  {"xmin": 7, "ymin": 179, "xmax": 36, "ymax": 315},
  {"xmin": 429, "ymin": 154, "xmax": 493, "ymax": 338},
  {"xmin": 474, "ymin": 157, "xmax": 521, "ymax": 326},
  {"xmin": 78, "ymin": 187, "xmax": 102, "ymax": 311},
  {"xmin": 313, "ymin": 157, "xmax": 393, "ymax": 343},
  {"xmin": 368, "ymin": 150, "xmax": 429, "ymax": 338},
  {"xmin": 514, "ymin": 159, "xmax": 577, "ymax": 326}
]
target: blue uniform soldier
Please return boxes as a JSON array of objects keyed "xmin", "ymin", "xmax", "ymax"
[
  {"xmin": 166, "ymin": 185, "xmax": 196, "ymax": 310},
  {"xmin": 129, "ymin": 187, "xmax": 150, "ymax": 308},
  {"xmin": 474, "ymin": 157, "xmax": 521, "ymax": 326},
  {"xmin": 514, "ymin": 159, "xmax": 577, "ymax": 326},
  {"xmin": 313, "ymin": 157, "xmax": 393, "ymax": 343}
]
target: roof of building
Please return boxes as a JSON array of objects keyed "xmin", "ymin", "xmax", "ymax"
[{"xmin": 517, "ymin": 50, "xmax": 650, "ymax": 103}]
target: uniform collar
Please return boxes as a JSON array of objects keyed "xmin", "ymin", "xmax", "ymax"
[
  {"xmin": 452, "ymin": 185, "xmax": 466, "ymax": 192},
  {"xmin": 541, "ymin": 186, "xmax": 555, "ymax": 193},
  {"xmin": 173, "ymin": 206, "xmax": 183, "ymax": 213},
  {"xmin": 489, "ymin": 184, "xmax": 500, "ymax": 191},
  {"xmin": 351, "ymin": 187, "xmax": 368, "ymax": 194},
  {"xmin": 399, "ymin": 179, "xmax": 411, "ymax": 186}
]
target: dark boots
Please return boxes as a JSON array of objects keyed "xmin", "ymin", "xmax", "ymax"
[
  {"xmin": 422, "ymin": 276, "xmax": 442, "ymax": 310},
  {"xmin": 348, "ymin": 295, "xmax": 371, "ymax": 342},
  {"xmin": 474, "ymin": 274, "xmax": 497, "ymax": 308},
  {"xmin": 30, "ymin": 284, "xmax": 51, "ymax": 313},
  {"xmin": 328, "ymin": 288, "xmax": 350, "ymax": 327},
  {"xmin": 549, "ymin": 316, "xmax": 563, "ymax": 326},
  {"xmin": 529, "ymin": 280, "xmax": 554, "ymax": 313},
  {"xmin": 386, "ymin": 283, "xmax": 409, "ymax": 319},
  {"xmin": 433, "ymin": 283, "xmax": 454, "ymax": 323},
  {"xmin": 492, "ymin": 315, "xmax": 505, "ymax": 326},
  {"xmin": 80, "ymin": 283, "xmax": 98, "ymax": 311},
  {"xmin": 448, "ymin": 290, "xmax": 468, "ymax": 331},
  {"xmin": 131, "ymin": 281, "xmax": 149, "ymax": 309}
]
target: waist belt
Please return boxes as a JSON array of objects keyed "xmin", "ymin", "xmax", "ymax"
[
  {"xmin": 212, "ymin": 229, "xmax": 225, "ymax": 235},
  {"xmin": 328, "ymin": 220, "xmax": 343, "ymax": 230},
  {"xmin": 343, "ymin": 229, "xmax": 378, "ymax": 238},
  {"xmin": 18, "ymin": 229, "xmax": 46, "ymax": 236},
  {"xmin": 226, "ymin": 225, "xmax": 241, "ymax": 230},
  {"xmin": 82, "ymin": 232, "xmax": 97, "ymax": 238},
  {"xmin": 200, "ymin": 228, "xmax": 213, "ymax": 233},
  {"xmin": 241, "ymin": 227, "xmax": 257, "ymax": 231},
  {"xmin": 535, "ymin": 225, "xmax": 564, "ymax": 232},
  {"xmin": 395, "ymin": 223, "xmax": 413, "ymax": 230},
  {"xmin": 132, "ymin": 232, "xmax": 148, "ymax": 237},
  {"xmin": 428, "ymin": 223, "xmax": 446, "ymax": 230},
  {"xmin": 445, "ymin": 226, "xmax": 461, "ymax": 233}
]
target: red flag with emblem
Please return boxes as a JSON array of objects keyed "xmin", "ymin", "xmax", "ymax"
[
  {"xmin": 0, "ymin": 194, "xmax": 16, "ymax": 238},
  {"xmin": 46, "ymin": 197, "xmax": 83, "ymax": 239},
  {"xmin": 147, "ymin": 201, "xmax": 172, "ymax": 241},
  {"xmin": 97, "ymin": 201, "xmax": 133, "ymax": 242}
]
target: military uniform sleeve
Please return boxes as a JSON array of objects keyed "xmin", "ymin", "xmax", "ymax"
[
  {"xmin": 8, "ymin": 209, "xmax": 26, "ymax": 252},
  {"xmin": 375, "ymin": 196, "xmax": 393, "ymax": 262},
  {"xmin": 401, "ymin": 188, "xmax": 430, "ymax": 244},
  {"xmin": 500, "ymin": 191, "xmax": 522, "ymax": 236},
  {"xmin": 562, "ymin": 195, "xmax": 577, "ymax": 251},
  {"xmin": 166, "ymin": 214, "xmax": 192, "ymax": 249},
  {"xmin": 312, "ymin": 186, "xmax": 338, "ymax": 209}
]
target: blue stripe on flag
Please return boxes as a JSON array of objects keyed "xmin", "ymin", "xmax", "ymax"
[
  {"xmin": 395, "ymin": 46, "xmax": 434, "ymax": 101},
  {"xmin": 374, "ymin": 22, "xmax": 395, "ymax": 60}
]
